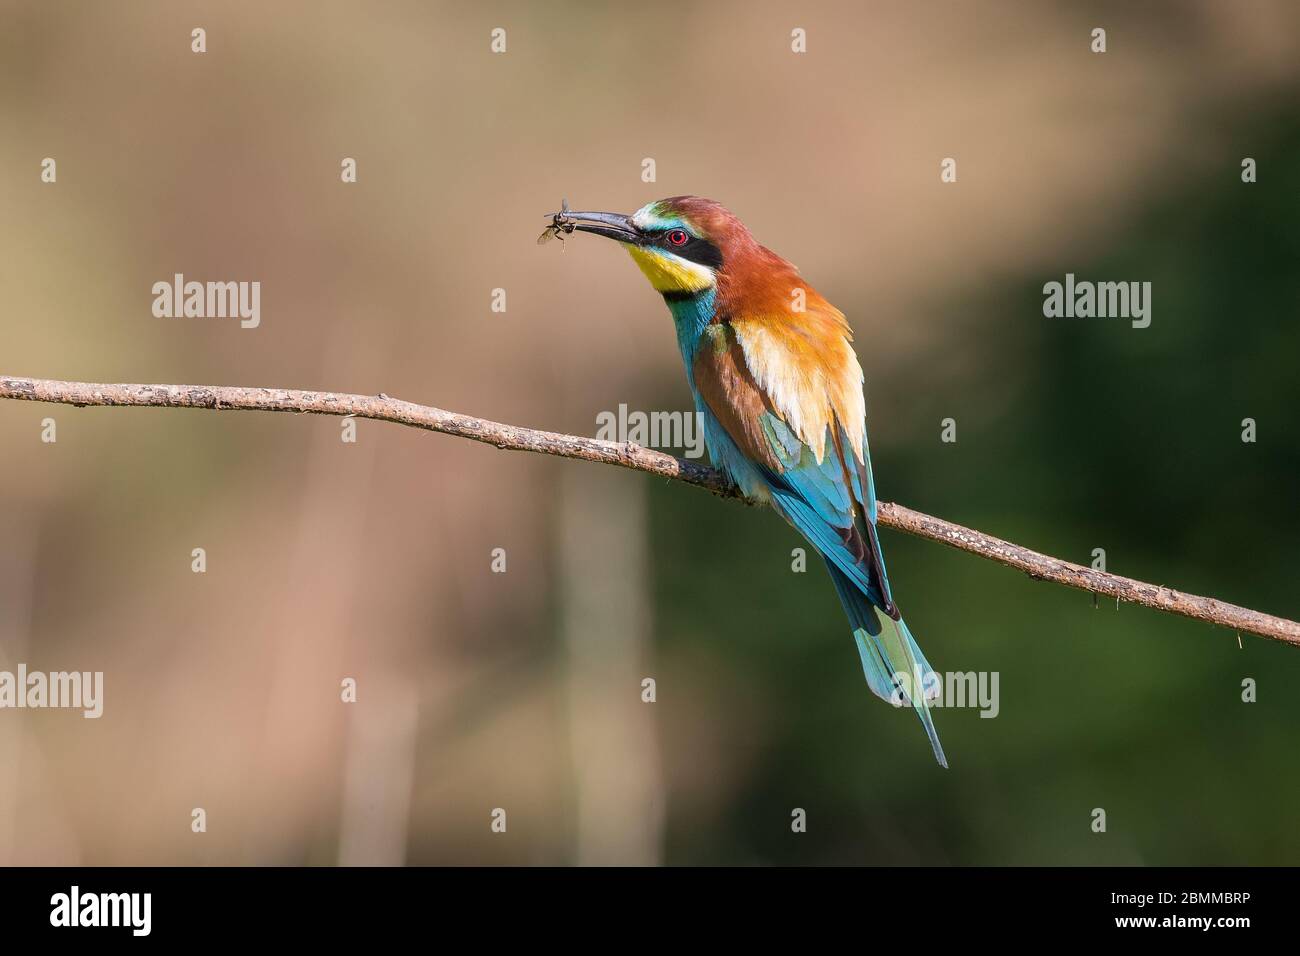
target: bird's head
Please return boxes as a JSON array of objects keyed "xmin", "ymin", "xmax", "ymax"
[{"xmin": 556, "ymin": 196, "xmax": 752, "ymax": 298}]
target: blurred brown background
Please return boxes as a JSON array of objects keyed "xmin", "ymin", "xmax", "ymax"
[{"xmin": 2, "ymin": 0, "xmax": 1298, "ymax": 865}]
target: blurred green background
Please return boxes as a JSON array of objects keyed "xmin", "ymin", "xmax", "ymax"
[{"xmin": 1, "ymin": 1, "xmax": 1296, "ymax": 865}]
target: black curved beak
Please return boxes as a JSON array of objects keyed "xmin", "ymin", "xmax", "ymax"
[{"xmin": 551, "ymin": 210, "xmax": 641, "ymax": 244}]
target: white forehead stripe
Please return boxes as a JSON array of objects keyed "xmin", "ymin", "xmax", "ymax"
[{"xmin": 632, "ymin": 205, "xmax": 681, "ymax": 232}]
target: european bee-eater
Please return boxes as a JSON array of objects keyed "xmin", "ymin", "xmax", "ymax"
[{"xmin": 555, "ymin": 196, "xmax": 946, "ymax": 767}]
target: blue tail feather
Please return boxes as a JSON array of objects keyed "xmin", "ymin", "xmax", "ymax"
[{"xmin": 826, "ymin": 560, "xmax": 948, "ymax": 769}]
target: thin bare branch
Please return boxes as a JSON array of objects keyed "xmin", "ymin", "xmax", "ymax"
[{"xmin": 3, "ymin": 374, "xmax": 1296, "ymax": 648}]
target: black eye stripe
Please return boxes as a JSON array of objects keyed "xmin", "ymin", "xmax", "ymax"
[{"xmin": 653, "ymin": 230, "xmax": 723, "ymax": 270}]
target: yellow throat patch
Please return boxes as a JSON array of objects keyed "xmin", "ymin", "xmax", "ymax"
[{"xmin": 623, "ymin": 244, "xmax": 715, "ymax": 294}]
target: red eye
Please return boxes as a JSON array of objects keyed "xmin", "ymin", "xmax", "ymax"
[{"xmin": 666, "ymin": 230, "xmax": 689, "ymax": 246}]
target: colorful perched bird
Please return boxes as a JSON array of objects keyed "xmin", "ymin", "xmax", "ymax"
[{"xmin": 554, "ymin": 197, "xmax": 946, "ymax": 767}]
